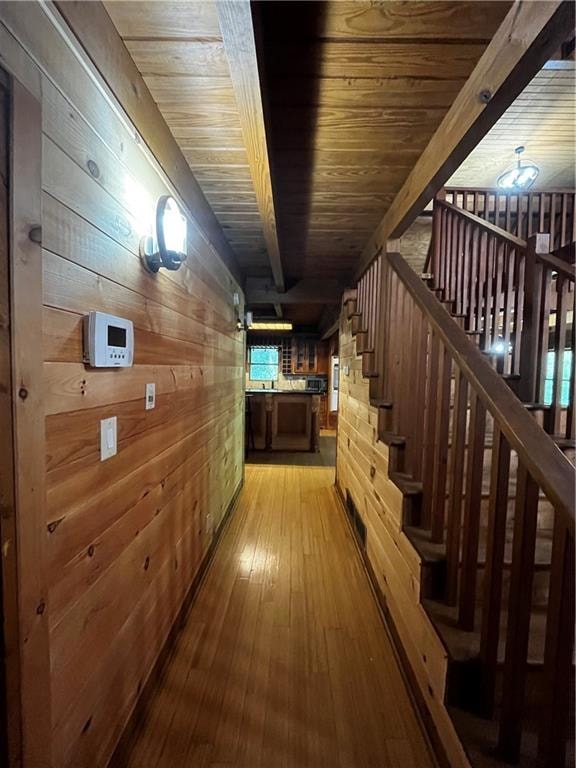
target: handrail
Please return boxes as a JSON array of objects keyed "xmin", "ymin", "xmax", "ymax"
[
  {"xmin": 387, "ymin": 250, "xmax": 575, "ymax": 528},
  {"xmin": 437, "ymin": 199, "xmax": 526, "ymax": 249},
  {"xmin": 445, "ymin": 185, "xmax": 576, "ymax": 195},
  {"xmin": 538, "ymin": 251, "xmax": 576, "ymax": 280},
  {"xmin": 439, "ymin": 199, "xmax": 575, "ymax": 281}
]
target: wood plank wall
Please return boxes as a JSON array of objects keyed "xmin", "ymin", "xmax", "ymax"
[
  {"xmin": 0, "ymin": 5, "xmax": 245, "ymax": 767},
  {"xmin": 335, "ymin": 310, "xmax": 470, "ymax": 768}
]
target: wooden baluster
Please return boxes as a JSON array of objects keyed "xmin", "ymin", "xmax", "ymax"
[
  {"xmin": 550, "ymin": 192, "xmax": 557, "ymax": 251},
  {"xmin": 430, "ymin": 342, "xmax": 452, "ymax": 543},
  {"xmin": 432, "ymin": 200, "xmax": 442, "ymax": 288},
  {"xmin": 460, "ymin": 220, "xmax": 469, "ymax": 319},
  {"xmin": 467, "ymin": 222, "xmax": 479, "ymax": 331},
  {"xmin": 478, "ymin": 426, "xmax": 511, "ymax": 715},
  {"xmin": 539, "ymin": 191, "xmax": 547, "ymax": 233},
  {"xmin": 422, "ymin": 331, "xmax": 440, "ymax": 529},
  {"xmin": 498, "ymin": 463, "xmax": 539, "ymax": 762},
  {"xmin": 537, "ymin": 517, "xmax": 575, "ymax": 768},
  {"xmin": 491, "ymin": 240, "xmax": 505, "ymax": 356},
  {"xmin": 368, "ymin": 263, "xmax": 374, "ymax": 348},
  {"xmin": 403, "ymin": 294, "xmax": 416, "ymax": 473},
  {"xmin": 504, "ymin": 192, "xmax": 512, "ymax": 233},
  {"xmin": 560, "ymin": 192, "xmax": 568, "ymax": 248},
  {"xmin": 518, "ymin": 234, "xmax": 548, "ymax": 403},
  {"xmin": 391, "ymin": 277, "xmax": 403, "ymax": 431},
  {"xmin": 458, "ymin": 392, "xmax": 486, "ymax": 630},
  {"xmin": 482, "ymin": 235, "xmax": 495, "ymax": 350},
  {"xmin": 502, "ymin": 245, "xmax": 515, "ymax": 375},
  {"xmin": 527, "ymin": 192, "xmax": 535, "ymax": 238},
  {"xmin": 456, "ymin": 215, "xmax": 464, "ymax": 313},
  {"xmin": 449, "ymin": 210, "xmax": 459, "ymax": 306},
  {"xmin": 513, "ymin": 243, "xmax": 527, "ymax": 377},
  {"xmin": 383, "ymin": 258, "xmax": 394, "ymax": 401},
  {"xmin": 550, "ymin": 274, "xmax": 568, "ymax": 435},
  {"xmin": 476, "ymin": 229, "xmax": 487, "ymax": 338},
  {"xmin": 412, "ymin": 308, "xmax": 428, "ymax": 481},
  {"xmin": 444, "ymin": 369, "xmax": 468, "ymax": 605},
  {"xmin": 535, "ymin": 270, "xmax": 552, "ymax": 401},
  {"xmin": 443, "ymin": 209, "xmax": 452, "ymax": 301},
  {"xmin": 566, "ymin": 302, "xmax": 575, "ymax": 440}
]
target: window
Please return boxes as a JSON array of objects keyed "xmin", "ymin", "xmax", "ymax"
[
  {"xmin": 249, "ymin": 346, "xmax": 279, "ymax": 381},
  {"xmin": 543, "ymin": 350, "xmax": 573, "ymax": 406}
]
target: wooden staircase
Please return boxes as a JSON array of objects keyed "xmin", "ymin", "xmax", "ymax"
[{"xmin": 343, "ymin": 199, "xmax": 575, "ymax": 768}]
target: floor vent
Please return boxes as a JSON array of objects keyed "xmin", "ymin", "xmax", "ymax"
[{"xmin": 345, "ymin": 490, "xmax": 367, "ymax": 548}]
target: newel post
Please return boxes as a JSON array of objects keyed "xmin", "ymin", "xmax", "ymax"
[{"xmin": 518, "ymin": 233, "xmax": 550, "ymax": 403}]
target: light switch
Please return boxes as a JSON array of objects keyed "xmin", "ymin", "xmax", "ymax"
[
  {"xmin": 100, "ymin": 416, "xmax": 117, "ymax": 461},
  {"xmin": 145, "ymin": 383, "xmax": 156, "ymax": 410}
]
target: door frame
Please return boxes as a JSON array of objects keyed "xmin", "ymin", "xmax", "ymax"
[{"xmin": 0, "ymin": 59, "xmax": 52, "ymax": 767}]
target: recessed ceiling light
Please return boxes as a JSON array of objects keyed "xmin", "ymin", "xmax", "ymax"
[{"xmin": 249, "ymin": 321, "xmax": 293, "ymax": 331}]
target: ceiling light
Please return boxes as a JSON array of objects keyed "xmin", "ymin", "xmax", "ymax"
[
  {"xmin": 140, "ymin": 195, "xmax": 188, "ymax": 273},
  {"xmin": 249, "ymin": 321, "xmax": 293, "ymax": 331},
  {"xmin": 496, "ymin": 146, "xmax": 539, "ymax": 191}
]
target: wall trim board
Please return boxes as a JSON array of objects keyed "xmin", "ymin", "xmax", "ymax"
[
  {"xmin": 9, "ymin": 77, "xmax": 53, "ymax": 767},
  {"xmin": 49, "ymin": 0, "xmax": 243, "ymax": 287},
  {"xmin": 107, "ymin": 478, "xmax": 245, "ymax": 768},
  {"xmin": 333, "ymin": 483, "xmax": 454, "ymax": 768}
]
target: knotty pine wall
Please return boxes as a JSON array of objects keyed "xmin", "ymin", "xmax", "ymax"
[
  {"xmin": 0, "ymin": 4, "xmax": 244, "ymax": 767},
  {"xmin": 336, "ymin": 310, "xmax": 470, "ymax": 767}
]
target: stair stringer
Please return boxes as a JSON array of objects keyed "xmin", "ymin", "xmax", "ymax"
[{"xmin": 336, "ymin": 306, "xmax": 473, "ymax": 768}]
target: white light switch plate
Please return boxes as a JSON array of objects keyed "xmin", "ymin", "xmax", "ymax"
[
  {"xmin": 100, "ymin": 416, "xmax": 117, "ymax": 461},
  {"xmin": 145, "ymin": 382, "xmax": 156, "ymax": 410}
]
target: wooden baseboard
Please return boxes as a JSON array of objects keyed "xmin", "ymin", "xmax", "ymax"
[
  {"xmin": 334, "ymin": 481, "xmax": 451, "ymax": 768},
  {"xmin": 108, "ymin": 478, "xmax": 244, "ymax": 767}
]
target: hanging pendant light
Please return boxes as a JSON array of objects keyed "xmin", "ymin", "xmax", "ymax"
[{"xmin": 496, "ymin": 146, "xmax": 539, "ymax": 190}]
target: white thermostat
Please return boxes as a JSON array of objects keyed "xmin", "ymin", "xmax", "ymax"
[{"xmin": 83, "ymin": 311, "xmax": 134, "ymax": 368}]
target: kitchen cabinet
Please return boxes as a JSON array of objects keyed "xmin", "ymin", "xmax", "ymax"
[{"xmin": 291, "ymin": 338, "xmax": 317, "ymax": 374}]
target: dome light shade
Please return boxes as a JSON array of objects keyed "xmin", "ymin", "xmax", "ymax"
[
  {"xmin": 140, "ymin": 195, "xmax": 188, "ymax": 273},
  {"xmin": 497, "ymin": 146, "xmax": 539, "ymax": 191}
]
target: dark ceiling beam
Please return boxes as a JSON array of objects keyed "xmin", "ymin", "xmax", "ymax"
[
  {"xmin": 246, "ymin": 277, "xmax": 343, "ymax": 305},
  {"xmin": 217, "ymin": 0, "xmax": 285, "ymax": 292},
  {"xmin": 355, "ymin": 0, "xmax": 573, "ymax": 279}
]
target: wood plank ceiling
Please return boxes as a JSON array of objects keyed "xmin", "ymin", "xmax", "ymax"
[
  {"xmin": 449, "ymin": 62, "xmax": 576, "ymax": 189},
  {"xmin": 104, "ymin": 0, "xmax": 272, "ymax": 279},
  {"xmin": 104, "ymin": 0, "xmax": 512, "ymax": 326}
]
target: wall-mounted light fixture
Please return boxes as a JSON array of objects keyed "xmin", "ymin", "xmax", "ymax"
[
  {"xmin": 140, "ymin": 195, "xmax": 188, "ymax": 273},
  {"xmin": 496, "ymin": 146, "xmax": 539, "ymax": 191}
]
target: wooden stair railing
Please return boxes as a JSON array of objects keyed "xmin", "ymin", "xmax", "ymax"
[
  {"xmin": 345, "ymin": 250, "xmax": 575, "ymax": 767},
  {"xmin": 444, "ymin": 187, "xmax": 576, "ymax": 253},
  {"xmin": 430, "ymin": 199, "xmax": 575, "ymax": 442}
]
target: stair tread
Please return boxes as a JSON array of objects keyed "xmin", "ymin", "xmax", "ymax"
[
  {"xmin": 370, "ymin": 399, "xmax": 393, "ymax": 409},
  {"xmin": 389, "ymin": 472, "xmax": 422, "ymax": 496}
]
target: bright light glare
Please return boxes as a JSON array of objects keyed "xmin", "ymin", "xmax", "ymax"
[
  {"xmin": 491, "ymin": 341, "xmax": 507, "ymax": 355},
  {"xmin": 497, "ymin": 164, "xmax": 539, "ymax": 190},
  {"xmin": 162, "ymin": 197, "xmax": 187, "ymax": 254}
]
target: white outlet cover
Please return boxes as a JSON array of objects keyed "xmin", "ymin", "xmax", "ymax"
[
  {"xmin": 100, "ymin": 416, "xmax": 117, "ymax": 461},
  {"xmin": 145, "ymin": 382, "xmax": 156, "ymax": 410}
]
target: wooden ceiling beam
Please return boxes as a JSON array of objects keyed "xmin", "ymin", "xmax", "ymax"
[
  {"xmin": 355, "ymin": 0, "xmax": 574, "ymax": 279},
  {"xmin": 216, "ymin": 0, "xmax": 285, "ymax": 292},
  {"xmin": 246, "ymin": 277, "xmax": 343, "ymax": 306}
]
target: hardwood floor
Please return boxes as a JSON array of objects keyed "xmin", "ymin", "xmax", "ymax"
[{"xmin": 112, "ymin": 464, "xmax": 436, "ymax": 768}]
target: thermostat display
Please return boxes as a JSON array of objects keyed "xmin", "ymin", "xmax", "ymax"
[{"xmin": 83, "ymin": 311, "xmax": 134, "ymax": 368}]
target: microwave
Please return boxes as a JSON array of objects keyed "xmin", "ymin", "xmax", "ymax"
[{"xmin": 306, "ymin": 376, "xmax": 327, "ymax": 393}]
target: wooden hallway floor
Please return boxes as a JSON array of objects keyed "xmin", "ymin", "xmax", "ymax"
[{"xmin": 112, "ymin": 464, "xmax": 435, "ymax": 768}]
